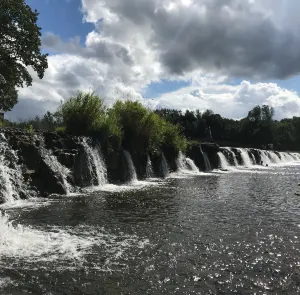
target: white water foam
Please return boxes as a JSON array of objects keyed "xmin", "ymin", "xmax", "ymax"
[
  {"xmin": 0, "ymin": 133, "xmax": 28, "ymax": 203},
  {"xmin": 124, "ymin": 151, "xmax": 137, "ymax": 183},
  {"xmin": 218, "ymin": 152, "xmax": 231, "ymax": 170},
  {"xmin": 0, "ymin": 212, "xmax": 90, "ymax": 261},
  {"xmin": 176, "ymin": 151, "xmax": 200, "ymax": 175},
  {"xmin": 0, "ymin": 198, "xmax": 51, "ymax": 210},
  {"xmin": 249, "ymin": 151, "xmax": 256, "ymax": 164},
  {"xmin": 186, "ymin": 157, "xmax": 200, "ymax": 173},
  {"xmin": 223, "ymin": 147, "xmax": 239, "ymax": 166},
  {"xmin": 37, "ymin": 135, "xmax": 73, "ymax": 195},
  {"xmin": 217, "ymin": 147, "xmax": 300, "ymax": 173},
  {"xmin": 237, "ymin": 148, "xmax": 253, "ymax": 167},
  {"xmin": 267, "ymin": 151, "xmax": 280, "ymax": 164},
  {"xmin": 82, "ymin": 138, "xmax": 107, "ymax": 187},
  {"xmin": 43, "ymin": 153, "xmax": 72, "ymax": 195},
  {"xmin": 0, "ymin": 212, "xmax": 150, "ymax": 269}
]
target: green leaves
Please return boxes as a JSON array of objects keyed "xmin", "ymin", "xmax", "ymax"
[
  {"xmin": 0, "ymin": 0, "xmax": 48, "ymax": 111},
  {"xmin": 61, "ymin": 92, "xmax": 105, "ymax": 135},
  {"xmin": 60, "ymin": 94, "xmax": 186, "ymax": 155}
]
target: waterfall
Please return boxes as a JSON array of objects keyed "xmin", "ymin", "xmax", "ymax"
[
  {"xmin": 176, "ymin": 151, "xmax": 199, "ymax": 173},
  {"xmin": 237, "ymin": 148, "xmax": 253, "ymax": 167},
  {"xmin": 248, "ymin": 150, "xmax": 256, "ymax": 164},
  {"xmin": 124, "ymin": 151, "xmax": 137, "ymax": 182},
  {"xmin": 186, "ymin": 158, "xmax": 200, "ymax": 173},
  {"xmin": 290, "ymin": 153, "xmax": 300, "ymax": 161},
  {"xmin": 203, "ymin": 152, "xmax": 212, "ymax": 171},
  {"xmin": 39, "ymin": 140, "xmax": 72, "ymax": 195},
  {"xmin": 145, "ymin": 155, "xmax": 154, "ymax": 178},
  {"xmin": 199, "ymin": 146, "xmax": 211, "ymax": 171},
  {"xmin": 260, "ymin": 151, "xmax": 271, "ymax": 165},
  {"xmin": 81, "ymin": 138, "xmax": 107, "ymax": 187},
  {"xmin": 267, "ymin": 151, "xmax": 280, "ymax": 163},
  {"xmin": 280, "ymin": 152, "xmax": 294, "ymax": 163},
  {"xmin": 218, "ymin": 152, "xmax": 231, "ymax": 169},
  {"xmin": 289, "ymin": 153, "xmax": 298, "ymax": 161},
  {"xmin": 0, "ymin": 133, "xmax": 25, "ymax": 202},
  {"xmin": 176, "ymin": 151, "xmax": 188, "ymax": 171},
  {"xmin": 159, "ymin": 153, "xmax": 169, "ymax": 178},
  {"xmin": 223, "ymin": 147, "xmax": 238, "ymax": 166}
]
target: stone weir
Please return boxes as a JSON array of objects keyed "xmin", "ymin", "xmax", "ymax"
[
  {"xmin": 0, "ymin": 129, "xmax": 181, "ymax": 202},
  {"xmin": 1, "ymin": 128, "xmax": 298, "ymax": 203}
]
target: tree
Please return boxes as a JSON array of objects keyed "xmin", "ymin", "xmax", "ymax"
[
  {"xmin": 0, "ymin": 0, "xmax": 48, "ymax": 111},
  {"xmin": 61, "ymin": 92, "xmax": 106, "ymax": 135}
]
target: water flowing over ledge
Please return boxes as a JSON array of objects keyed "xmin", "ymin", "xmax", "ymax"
[
  {"xmin": 0, "ymin": 128, "xmax": 300, "ymax": 203},
  {"xmin": 1, "ymin": 129, "xmax": 300, "ymax": 294},
  {"xmin": 218, "ymin": 147, "xmax": 300, "ymax": 170}
]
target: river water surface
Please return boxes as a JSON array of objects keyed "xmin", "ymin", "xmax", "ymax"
[{"xmin": 1, "ymin": 164, "xmax": 300, "ymax": 294}]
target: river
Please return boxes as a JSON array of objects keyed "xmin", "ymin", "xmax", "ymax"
[{"xmin": 0, "ymin": 164, "xmax": 300, "ymax": 294}]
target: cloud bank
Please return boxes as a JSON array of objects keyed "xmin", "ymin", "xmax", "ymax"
[{"xmin": 9, "ymin": 0, "xmax": 300, "ymax": 120}]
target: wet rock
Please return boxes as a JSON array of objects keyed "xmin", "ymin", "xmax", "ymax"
[
  {"xmin": 74, "ymin": 146, "xmax": 96, "ymax": 187},
  {"xmin": 186, "ymin": 144, "xmax": 206, "ymax": 171},
  {"xmin": 151, "ymin": 152, "xmax": 170, "ymax": 178}
]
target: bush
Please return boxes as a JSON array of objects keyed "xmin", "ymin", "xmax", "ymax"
[
  {"xmin": 110, "ymin": 100, "xmax": 186, "ymax": 155},
  {"xmin": 96, "ymin": 111, "xmax": 122, "ymax": 153},
  {"xmin": 61, "ymin": 91, "xmax": 105, "ymax": 135},
  {"xmin": 54, "ymin": 93, "xmax": 187, "ymax": 156},
  {"xmin": 55, "ymin": 126, "xmax": 66, "ymax": 133},
  {"xmin": 110, "ymin": 101, "xmax": 151, "ymax": 152},
  {"xmin": 161, "ymin": 121, "xmax": 187, "ymax": 155}
]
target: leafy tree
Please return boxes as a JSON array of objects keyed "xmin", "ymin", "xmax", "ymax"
[
  {"xmin": 0, "ymin": 0, "xmax": 48, "ymax": 111},
  {"xmin": 61, "ymin": 92, "xmax": 105, "ymax": 135}
]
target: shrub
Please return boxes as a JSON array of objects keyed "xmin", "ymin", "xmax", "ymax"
[
  {"xmin": 55, "ymin": 93, "xmax": 187, "ymax": 156},
  {"xmin": 110, "ymin": 100, "xmax": 186, "ymax": 155},
  {"xmin": 55, "ymin": 126, "xmax": 66, "ymax": 133},
  {"xmin": 61, "ymin": 91, "xmax": 105, "ymax": 135},
  {"xmin": 161, "ymin": 121, "xmax": 187, "ymax": 155},
  {"xmin": 96, "ymin": 111, "xmax": 122, "ymax": 153}
]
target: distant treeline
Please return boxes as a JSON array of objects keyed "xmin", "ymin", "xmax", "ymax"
[
  {"xmin": 2, "ymin": 93, "xmax": 300, "ymax": 151},
  {"xmin": 155, "ymin": 105, "xmax": 300, "ymax": 151}
]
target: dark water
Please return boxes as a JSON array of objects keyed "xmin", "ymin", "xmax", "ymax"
[{"xmin": 1, "ymin": 165, "xmax": 300, "ymax": 294}]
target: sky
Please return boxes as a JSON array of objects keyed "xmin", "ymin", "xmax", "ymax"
[{"xmin": 7, "ymin": 0, "xmax": 300, "ymax": 120}]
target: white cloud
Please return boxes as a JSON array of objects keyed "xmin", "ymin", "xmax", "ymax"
[
  {"xmin": 7, "ymin": 0, "xmax": 300, "ymax": 120},
  {"xmin": 147, "ymin": 80, "xmax": 300, "ymax": 120}
]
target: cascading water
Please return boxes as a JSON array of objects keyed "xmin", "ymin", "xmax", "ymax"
[
  {"xmin": 124, "ymin": 151, "xmax": 137, "ymax": 182},
  {"xmin": 186, "ymin": 158, "xmax": 200, "ymax": 173},
  {"xmin": 280, "ymin": 152, "xmax": 294, "ymax": 163},
  {"xmin": 217, "ymin": 147, "xmax": 300, "ymax": 170},
  {"xmin": 260, "ymin": 151, "xmax": 271, "ymax": 165},
  {"xmin": 81, "ymin": 138, "xmax": 107, "ymax": 187},
  {"xmin": 228, "ymin": 148, "xmax": 239, "ymax": 166},
  {"xmin": 203, "ymin": 152, "xmax": 211, "ymax": 171},
  {"xmin": 248, "ymin": 151, "xmax": 256, "ymax": 164},
  {"xmin": 38, "ymin": 137, "xmax": 72, "ymax": 195},
  {"xmin": 159, "ymin": 153, "xmax": 170, "ymax": 178},
  {"xmin": 267, "ymin": 151, "xmax": 280, "ymax": 164},
  {"xmin": 145, "ymin": 155, "xmax": 155, "ymax": 178},
  {"xmin": 0, "ymin": 133, "xmax": 26, "ymax": 203},
  {"xmin": 290, "ymin": 153, "xmax": 300, "ymax": 161},
  {"xmin": 218, "ymin": 152, "xmax": 231, "ymax": 169},
  {"xmin": 199, "ymin": 146, "xmax": 212, "ymax": 171},
  {"xmin": 176, "ymin": 151, "xmax": 199, "ymax": 173},
  {"xmin": 237, "ymin": 148, "xmax": 253, "ymax": 167},
  {"xmin": 176, "ymin": 151, "xmax": 189, "ymax": 171}
]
